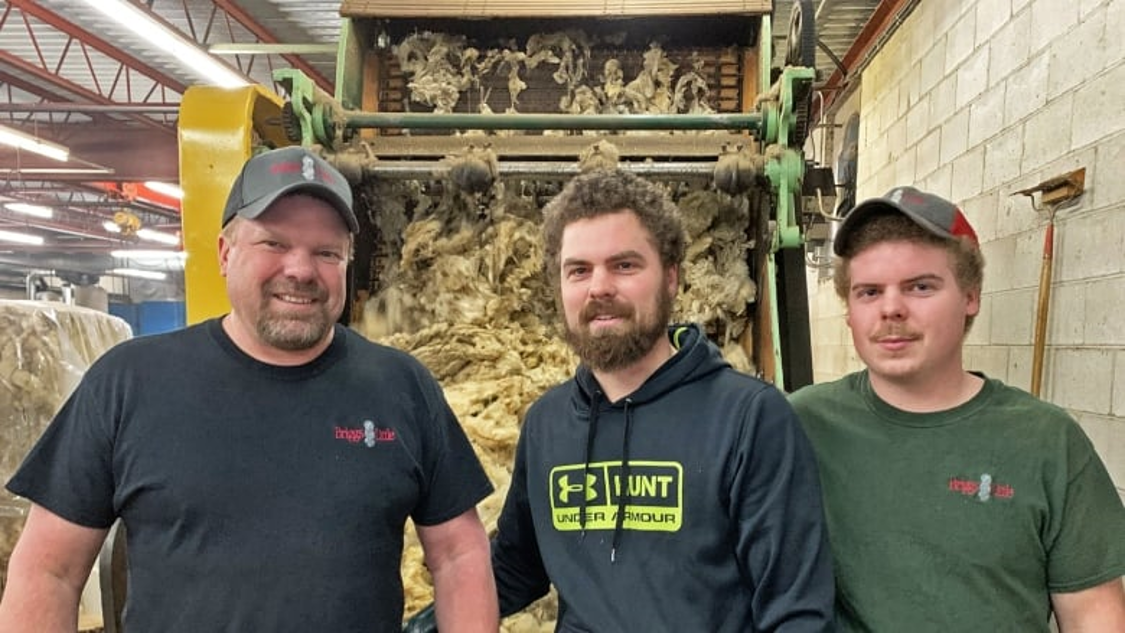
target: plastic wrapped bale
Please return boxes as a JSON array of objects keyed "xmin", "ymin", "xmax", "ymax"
[{"xmin": 0, "ymin": 300, "xmax": 132, "ymax": 591}]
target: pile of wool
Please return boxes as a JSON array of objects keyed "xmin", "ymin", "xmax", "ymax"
[
  {"xmin": 392, "ymin": 29, "xmax": 714, "ymax": 120},
  {"xmin": 358, "ymin": 186, "xmax": 572, "ymax": 628},
  {"xmin": 674, "ymin": 188, "xmax": 757, "ymax": 373}
]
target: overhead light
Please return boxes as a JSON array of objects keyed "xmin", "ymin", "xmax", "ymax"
[
  {"xmin": 144, "ymin": 181, "xmax": 184, "ymax": 200},
  {"xmin": 0, "ymin": 123, "xmax": 69, "ymax": 162},
  {"xmin": 110, "ymin": 268, "xmax": 168, "ymax": 281},
  {"xmin": 209, "ymin": 43, "xmax": 337, "ymax": 55},
  {"xmin": 4, "ymin": 202, "xmax": 53, "ymax": 219},
  {"xmin": 0, "ymin": 229, "xmax": 45, "ymax": 246},
  {"xmin": 136, "ymin": 228, "xmax": 181, "ymax": 246},
  {"xmin": 103, "ymin": 220, "xmax": 181, "ymax": 246},
  {"xmin": 79, "ymin": 0, "xmax": 249, "ymax": 88},
  {"xmin": 111, "ymin": 249, "xmax": 185, "ymax": 261}
]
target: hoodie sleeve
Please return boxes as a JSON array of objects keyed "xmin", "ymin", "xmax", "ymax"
[
  {"xmin": 731, "ymin": 385, "xmax": 836, "ymax": 632},
  {"xmin": 491, "ymin": 426, "xmax": 551, "ymax": 617}
]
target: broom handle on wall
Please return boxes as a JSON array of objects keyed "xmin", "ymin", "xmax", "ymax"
[{"xmin": 1030, "ymin": 218, "xmax": 1054, "ymax": 398}]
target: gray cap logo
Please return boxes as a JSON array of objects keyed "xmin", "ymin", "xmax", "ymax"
[
  {"xmin": 301, "ymin": 155, "xmax": 316, "ymax": 182},
  {"xmin": 221, "ymin": 146, "xmax": 359, "ymax": 233}
]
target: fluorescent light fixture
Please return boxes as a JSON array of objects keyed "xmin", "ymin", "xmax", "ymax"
[
  {"xmin": 136, "ymin": 228, "xmax": 181, "ymax": 246},
  {"xmin": 79, "ymin": 0, "xmax": 249, "ymax": 88},
  {"xmin": 104, "ymin": 223, "xmax": 180, "ymax": 245},
  {"xmin": 110, "ymin": 268, "xmax": 168, "ymax": 281},
  {"xmin": 0, "ymin": 229, "xmax": 45, "ymax": 246},
  {"xmin": 5, "ymin": 202, "xmax": 53, "ymax": 219},
  {"xmin": 111, "ymin": 249, "xmax": 186, "ymax": 261},
  {"xmin": 0, "ymin": 123, "xmax": 69, "ymax": 162},
  {"xmin": 209, "ymin": 43, "xmax": 337, "ymax": 55},
  {"xmin": 144, "ymin": 181, "xmax": 184, "ymax": 199},
  {"xmin": 110, "ymin": 267, "xmax": 168, "ymax": 279}
]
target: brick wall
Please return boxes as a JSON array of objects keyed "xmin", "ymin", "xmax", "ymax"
[{"xmin": 806, "ymin": 0, "xmax": 1125, "ymax": 498}]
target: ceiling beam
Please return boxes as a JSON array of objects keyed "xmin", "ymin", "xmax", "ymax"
[
  {"xmin": 0, "ymin": 62, "xmax": 92, "ymax": 105},
  {"xmin": 0, "ymin": 216, "xmax": 113, "ymax": 242},
  {"xmin": 0, "ymin": 103, "xmax": 180, "ymax": 114},
  {"xmin": 5, "ymin": 0, "xmax": 189, "ymax": 94},
  {"xmin": 0, "ymin": 127, "xmax": 178, "ymax": 181},
  {"xmin": 211, "ymin": 0, "xmax": 333, "ymax": 91},
  {"xmin": 816, "ymin": 0, "xmax": 914, "ymax": 114},
  {"xmin": 0, "ymin": 51, "xmax": 174, "ymax": 134}
]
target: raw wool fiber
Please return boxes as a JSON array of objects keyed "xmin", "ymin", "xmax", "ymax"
[
  {"xmin": 358, "ymin": 184, "xmax": 574, "ymax": 629},
  {"xmin": 391, "ymin": 29, "xmax": 719, "ymax": 123},
  {"xmin": 0, "ymin": 300, "xmax": 131, "ymax": 589},
  {"xmin": 357, "ymin": 180, "xmax": 756, "ymax": 630},
  {"xmin": 673, "ymin": 188, "xmax": 756, "ymax": 373}
]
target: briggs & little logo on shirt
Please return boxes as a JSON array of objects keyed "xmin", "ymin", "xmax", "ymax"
[
  {"xmin": 948, "ymin": 473, "xmax": 1014, "ymax": 501},
  {"xmin": 334, "ymin": 420, "xmax": 396, "ymax": 447}
]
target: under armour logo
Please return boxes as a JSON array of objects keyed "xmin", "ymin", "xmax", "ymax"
[{"xmin": 558, "ymin": 473, "xmax": 597, "ymax": 504}]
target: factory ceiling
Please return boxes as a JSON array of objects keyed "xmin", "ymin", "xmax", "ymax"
[{"xmin": 0, "ymin": 0, "xmax": 895, "ymax": 285}]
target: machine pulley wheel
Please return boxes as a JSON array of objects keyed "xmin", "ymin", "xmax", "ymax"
[{"xmin": 785, "ymin": 0, "xmax": 817, "ymax": 69}]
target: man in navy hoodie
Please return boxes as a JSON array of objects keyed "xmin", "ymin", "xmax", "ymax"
[{"xmin": 490, "ymin": 169, "xmax": 835, "ymax": 631}]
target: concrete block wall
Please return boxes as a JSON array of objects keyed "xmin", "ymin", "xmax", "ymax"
[{"xmin": 806, "ymin": 0, "xmax": 1125, "ymax": 498}]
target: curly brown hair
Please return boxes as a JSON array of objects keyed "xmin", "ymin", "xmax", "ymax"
[{"xmin": 541, "ymin": 169, "xmax": 686, "ymax": 287}]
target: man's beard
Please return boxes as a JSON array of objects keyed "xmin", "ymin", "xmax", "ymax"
[
  {"xmin": 563, "ymin": 285, "xmax": 674, "ymax": 372},
  {"xmin": 256, "ymin": 281, "xmax": 334, "ymax": 351}
]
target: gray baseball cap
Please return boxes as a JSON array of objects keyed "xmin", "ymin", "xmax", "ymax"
[
  {"xmin": 222, "ymin": 146, "xmax": 359, "ymax": 233},
  {"xmin": 833, "ymin": 186, "xmax": 978, "ymax": 256}
]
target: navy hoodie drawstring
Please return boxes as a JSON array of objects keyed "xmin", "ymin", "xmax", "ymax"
[
  {"xmin": 610, "ymin": 399, "xmax": 634, "ymax": 563},
  {"xmin": 577, "ymin": 329, "xmax": 685, "ymax": 563},
  {"xmin": 577, "ymin": 391, "xmax": 634, "ymax": 563},
  {"xmin": 579, "ymin": 390, "xmax": 602, "ymax": 535}
]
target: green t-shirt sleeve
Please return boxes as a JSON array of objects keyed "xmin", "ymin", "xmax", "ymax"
[{"xmin": 1045, "ymin": 424, "xmax": 1125, "ymax": 592}]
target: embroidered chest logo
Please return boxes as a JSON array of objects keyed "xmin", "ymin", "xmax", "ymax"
[
  {"xmin": 334, "ymin": 420, "xmax": 396, "ymax": 447},
  {"xmin": 948, "ymin": 473, "xmax": 1014, "ymax": 501},
  {"xmin": 549, "ymin": 461, "xmax": 682, "ymax": 532}
]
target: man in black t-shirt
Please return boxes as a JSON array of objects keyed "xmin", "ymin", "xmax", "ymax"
[{"xmin": 0, "ymin": 147, "xmax": 499, "ymax": 633}]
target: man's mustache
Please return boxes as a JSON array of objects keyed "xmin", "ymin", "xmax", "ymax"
[{"xmin": 580, "ymin": 300, "xmax": 632, "ymax": 322}]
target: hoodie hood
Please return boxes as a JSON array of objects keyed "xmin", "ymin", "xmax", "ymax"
[{"xmin": 570, "ymin": 323, "xmax": 730, "ymax": 561}]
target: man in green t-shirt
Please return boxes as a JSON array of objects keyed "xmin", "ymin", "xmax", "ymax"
[{"xmin": 790, "ymin": 186, "xmax": 1125, "ymax": 632}]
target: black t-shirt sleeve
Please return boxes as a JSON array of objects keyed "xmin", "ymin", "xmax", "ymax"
[
  {"xmin": 408, "ymin": 367, "xmax": 493, "ymax": 526},
  {"xmin": 7, "ymin": 355, "xmax": 119, "ymax": 529},
  {"xmin": 491, "ymin": 426, "xmax": 551, "ymax": 616}
]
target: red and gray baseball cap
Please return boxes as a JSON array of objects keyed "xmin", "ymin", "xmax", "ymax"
[
  {"xmin": 222, "ymin": 146, "xmax": 359, "ymax": 233},
  {"xmin": 833, "ymin": 186, "xmax": 978, "ymax": 256}
]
